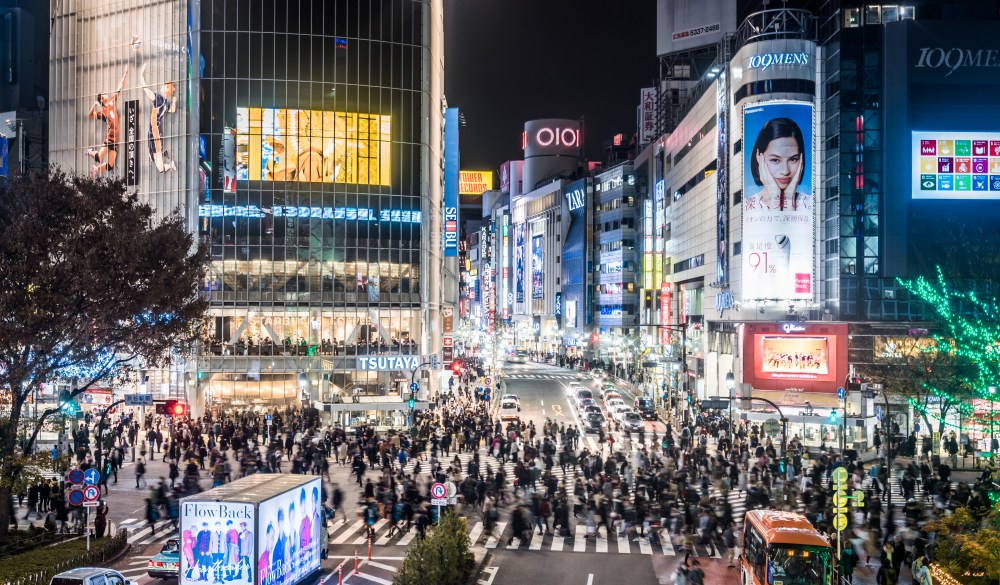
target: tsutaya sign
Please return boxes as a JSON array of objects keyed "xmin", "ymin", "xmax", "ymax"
[
  {"xmin": 747, "ymin": 52, "xmax": 810, "ymax": 71},
  {"xmin": 357, "ymin": 356, "xmax": 420, "ymax": 371}
]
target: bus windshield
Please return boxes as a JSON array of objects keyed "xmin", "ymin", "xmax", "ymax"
[{"xmin": 768, "ymin": 545, "xmax": 830, "ymax": 585}]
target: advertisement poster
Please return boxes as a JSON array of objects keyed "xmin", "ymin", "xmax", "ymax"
[
  {"xmin": 236, "ymin": 107, "xmax": 391, "ymax": 186},
  {"xmin": 912, "ymin": 131, "xmax": 1000, "ymax": 199},
  {"xmin": 257, "ymin": 479, "xmax": 322, "ymax": 585},
  {"xmin": 222, "ymin": 126, "xmax": 237, "ymax": 192},
  {"xmin": 760, "ymin": 335, "xmax": 829, "ymax": 377},
  {"xmin": 124, "ymin": 100, "xmax": 140, "ymax": 186},
  {"xmin": 180, "ymin": 501, "xmax": 254, "ymax": 585},
  {"xmin": 742, "ymin": 101, "xmax": 815, "ymax": 301},
  {"xmin": 515, "ymin": 223, "xmax": 525, "ymax": 303},
  {"xmin": 531, "ymin": 234, "xmax": 544, "ymax": 300}
]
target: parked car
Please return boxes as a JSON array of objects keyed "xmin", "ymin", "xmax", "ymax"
[
  {"xmin": 147, "ymin": 538, "xmax": 180, "ymax": 579},
  {"xmin": 622, "ymin": 411, "xmax": 645, "ymax": 432},
  {"xmin": 634, "ymin": 397, "xmax": 657, "ymax": 420},
  {"xmin": 50, "ymin": 568, "xmax": 137, "ymax": 585},
  {"xmin": 584, "ymin": 412, "xmax": 607, "ymax": 433}
]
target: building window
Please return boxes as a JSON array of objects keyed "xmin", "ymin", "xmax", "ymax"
[
  {"xmin": 844, "ymin": 8, "xmax": 861, "ymax": 28},
  {"xmin": 733, "ymin": 241, "xmax": 741, "ymax": 256},
  {"xmin": 865, "ymin": 6, "xmax": 881, "ymax": 25}
]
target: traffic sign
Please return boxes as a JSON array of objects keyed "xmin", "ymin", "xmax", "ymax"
[
  {"xmin": 431, "ymin": 497, "xmax": 448, "ymax": 506},
  {"xmin": 83, "ymin": 468, "xmax": 100, "ymax": 486},
  {"xmin": 854, "ymin": 491, "xmax": 866, "ymax": 507},
  {"xmin": 875, "ymin": 405, "xmax": 884, "ymax": 421},
  {"xmin": 265, "ymin": 414, "xmax": 272, "ymax": 421},
  {"xmin": 832, "ymin": 513, "xmax": 849, "ymax": 531},
  {"xmin": 83, "ymin": 501, "xmax": 99, "ymax": 508},
  {"xmin": 445, "ymin": 481, "xmax": 457, "ymax": 498},
  {"xmin": 484, "ymin": 377, "xmax": 493, "ymax": 387},
  {"xmin": 837, "ymin": 386, "xmax": 845, "ymax": 400},
  {"xmin": 68, "ymin": 489, "xmax": 84, "ymax": 506},
  {"xmin": 410, "ymin": 382, "xmax": 419, "ymax": 392},
  {"xmin": 125, "ymin": 394, "xmax": 154, "ymax": 406},
  {"xmin": 832, "ymin": 467, "xmax": 848, "ymax": 485},
  {"xmin": 83, "ymin": 485, "xmax": 101, "ymax": 502},
  {"xmin": 431, "ymin": 483, "xmax": 446, "ymax": 499},
  {"xmin": 67, "ymin": 468, "xmax": 84, "ymax": 485}
]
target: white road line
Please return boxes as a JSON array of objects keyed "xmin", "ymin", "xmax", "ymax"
[
  {"xmin": 595, "ymin": 535, "xmax": 608, "ymax": 553},
  {"xmin": 485, "ymin": 522, "xmax": 506, "ymax": 549},
  {"xmin": 540, "ymin": 400, "xmax": 544, "ymax": 406},
  {"xmin": 661, "ymin": 532, "xmax": 676, "ymax": 556},
  {"xmin": 529, "ymin": 532, "xmax": 543, "ymax": 550},
  {"xmin": 332, "ymin": 520, "xmax": 364, "ymax": 545},
  {"xmin": 396, "ymin": 529, "xmax": 417, "ymax": 546},
  {"xmin": 638, "ymin": 538, "xmax": 652, "ymax": 555},
  {"xmin": 375, "ymin": 524, "xmax": 397, "ymax": 546},
  {"xmin": 353, "ymin": 519, "xmax": 385, "ymax": 544},
  {"xmin": 617, "ymin": 534, "xmax": 630, "ymax": 554},
  {"xmin": 346, "ymin": 570, "xmax": 392, "ymax": 585},
  {"xmin": 478, "ymin": 566, "xmax": 499, "ymax": 585},
  {"xmin": 366, "ymin": 560, "xmax": 397, "ymax": 572},
  {"xmin": 468, "ymin": 521, "xmax": 484, "ymax": 545},
  {"xmin": 587, "ymin": 574, "xmax": 594, "ymax": 585},
  {"xmin": 550, "ymin": 532, "xmax": 565, "ymax": 552},
  {"xmin": 574, "ymin": 525, "xmax": 586, "ymax": 552}
]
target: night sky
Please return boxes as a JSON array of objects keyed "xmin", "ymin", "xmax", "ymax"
[{"xmin": 444, "ymin": 0, "xmax": 658, "ymax": 170}]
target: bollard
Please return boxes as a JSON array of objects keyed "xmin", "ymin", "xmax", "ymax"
[
  {"xmin": 338, "ymin": 565, "xmax": 343, "ymax": 585},
  {"xmin": 368, "ymin": 535, "xmax": 372, "ymax": 560},
  {"xmin": 354, "ymin": 549, "xmax": 359, "ymax": 574}
]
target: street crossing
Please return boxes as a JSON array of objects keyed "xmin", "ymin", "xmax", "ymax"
[{"xmin": 502, "ymin": 373, "xmax": 580, "ymax": 380}]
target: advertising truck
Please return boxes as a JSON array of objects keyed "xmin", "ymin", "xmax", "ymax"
[{"xmin": 179, "ymin": 474, "xmax": 325, "ymax": 585}]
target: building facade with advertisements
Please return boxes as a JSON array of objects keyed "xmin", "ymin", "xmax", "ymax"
[
  {"xmin": 646, "ymin": 1, "xmax": 1000, "ymax": 450},
  {"xmin": 48, "ymin": 0, "xmax": 447, "ymax": 420}
]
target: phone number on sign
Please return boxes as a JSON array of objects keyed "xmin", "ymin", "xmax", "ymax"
[{"xmin": 672, "ymin": 23, "xmax": 721, "ymax": 40}]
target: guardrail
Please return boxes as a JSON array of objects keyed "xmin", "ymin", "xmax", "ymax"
[{"xmin": 8, "ymin": 528, "xmax": 128, "ymax": 585}]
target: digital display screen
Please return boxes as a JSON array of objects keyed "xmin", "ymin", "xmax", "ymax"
[
  {"xmin": 237, "ymin": 107, "xmax": 391, "ymax": 185},
  {"xmin": 180, "ymin": 502, "xmax": 254, "ymax": 585},
  {"xmin": 257, "ymin": 478, "xmax": 322, "ymax": 585},
  {"xmin": 760, "ymin": 335, "xmax": 830, "ymax": 378},
  {"xmin": 912, "ymin": 132, "xmax": 1000, "ymax": 199}
]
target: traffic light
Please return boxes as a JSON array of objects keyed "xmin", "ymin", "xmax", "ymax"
[
  {"xmin": 161, "ymin": 400, "xmax": 187, "ymax": 417},
  {"xmin": 58, "ymin": 390, "xmax": 81, "ymax": 416},
  {"xmin": 829, "ymin": 410, "xmax": 838, "ymax": 423},
  {"xmin": 590, "ymin": 332, "xmax": 600, "ymax": 345},
  {"xmin": 451, "ymin": 361, "xmax": 462, "ymax": 375},
  {"xmin": 408, "ymin": 397, "xmax": 415, "ymax": 409},
  {"xmin": 778, "ymin": 459, "xmax": 786, "ymax": 475}
]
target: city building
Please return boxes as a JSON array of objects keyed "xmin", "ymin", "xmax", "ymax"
[
  {"xmin": 647, "ymin": 0, "xmax": 1000, "ymax": 449},
  {"xmin": 48, "ymin": 0, "xmax": 447, "ymax": 422}
]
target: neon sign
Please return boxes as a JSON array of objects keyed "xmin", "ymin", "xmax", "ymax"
[
  {"xmin": 198, "ymin": 205, "xmax": 421, "ymax": 223},
  {"xmin": 747, "ymin": 52, "xmax": 810, "ymax": 71},
  {"xmin": 781, "ymin": 323, "xmax": 807, "ymax": 333}
]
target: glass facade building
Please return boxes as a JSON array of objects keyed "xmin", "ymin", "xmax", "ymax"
[{"xmin": 49, "ymin": 0, "xmax": 446, "ymax": 416}]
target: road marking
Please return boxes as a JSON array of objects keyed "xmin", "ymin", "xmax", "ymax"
[
  {"xmin": 661, "ymin": 532, "xmax": 676, "ymax": 556},
  {"xmin": 617, "ymin": 534, "xmax": 630, "ymax": 554},
  {"xmin": 551, "ymin": 405, "xmax": 563, "ymax": 417},
  {"xmin": 540, "ymin": 400, "xmax": 544, "ymax": 406},
  {"xmin": 587, "ymin": 574, "xmax": 594, "ymax": 585},
  {"xmin": 574, "ymin": 525, "xmax": 586, "ymax": 552},
  {"xmin": 366, "ymin": 560, "xmax": 397, "ymax": 571},
  {"xmin": 542, "ymin": 408, "xmax": 546, "ymax": 416},
  {"xmin": 638, "ymin": 537, "xmax": 652, "ymax": 555},
  {"xmin": 353, "ymin": 519, "xmax": 386, "ymax": 544},
  {"xmin": 550, "ymin": 532, "xmax": 565, "ymax": 552},
  {"xmin": 484, "ymin": 522, "xmax": 506, "ymax": 548},
  {"xmin": 478, "ymin": 566, "xmax": 499, "ymax": 585},
  {"xmin": 332, "ymin": 520, "xmax": 364, "ymax": 544},
  {"xmin": 595, "ymin": 534, "xmax": 608, "ymax": 553},
  {"xmin": 345, "ymin": 569, "xmax": 392, "ymax": 585},
  {"xmin": 396, "ymin": 529, "xmax": 417, "ymax": 546},
  {"xmin": 468, "ymin": 521, "xmax": 484, "ymax": 544}
]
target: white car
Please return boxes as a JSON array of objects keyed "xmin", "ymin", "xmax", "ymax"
[
  {"xmin": 609, "ymin": 404, "xmax": 633, "ymax": 422},
  {"xmin": 499, "ymin": 400, "xmax": 520, "ymax": 421},
  {"xmin": 603, "ymin": 391, "xmax": 623, "ymax": 405},
  {"xmin": 606, "ymin": 398, "xmax": 626, "ymax": 411},
  {"xmin": 501, "ymin": 393, "xmax": 520, "ymax": 405}
]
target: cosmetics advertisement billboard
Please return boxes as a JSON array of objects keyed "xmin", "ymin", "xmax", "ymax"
[{"xmin": 741, "ymin": 101, "xmax": 815, "ymax": 302}]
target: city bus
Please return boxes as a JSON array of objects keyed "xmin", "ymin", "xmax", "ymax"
[{"xmin": 740, "ymin": 510, "xmax": 833, "ymax": 585}]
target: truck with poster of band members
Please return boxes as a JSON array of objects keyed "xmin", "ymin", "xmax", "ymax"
[{"xmin": 179, "ymin": 474, "xmax": 327, "ymax": 585}]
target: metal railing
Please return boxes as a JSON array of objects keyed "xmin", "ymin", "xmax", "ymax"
[{"xmin": 737, "ymin": 8, "xmax": 816, "ymax": 45}]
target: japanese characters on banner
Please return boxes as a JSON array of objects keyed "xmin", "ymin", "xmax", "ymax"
[
  {"xmin": 640, "ymin": 88, "xmax": 657, "ymax": 144},
  {"xmin": 741, "ymin": 101, "xmax": 815, "ymax": 301}
]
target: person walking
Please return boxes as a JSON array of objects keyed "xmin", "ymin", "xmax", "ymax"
[
  {"xmin": 94, "ymin": 500, "xmax": 109, "ymax": 538},
  {"xmin": 135, "ymin": 457, "xmax": 147, "ymax": 489}
]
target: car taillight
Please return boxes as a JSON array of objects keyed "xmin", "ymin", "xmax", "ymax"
[{"xmin": 149, "ymin": 561, "xmax": 162, "ymax": 567}]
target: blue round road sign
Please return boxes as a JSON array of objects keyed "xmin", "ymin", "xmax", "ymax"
[
  {"xmin": 84, "ymin": 468, "xmax": 100, "ymax": 486},
  {"xmin": 67, "ymin": 468, "xmax": 84, "ymax": 485},
  {"xmin": 68, "ymin": 489, "xmax": 84, "ymax": 506},
  {"xmin": 410, "ymin": 382, "xmax": 419, "ymax": 392}
]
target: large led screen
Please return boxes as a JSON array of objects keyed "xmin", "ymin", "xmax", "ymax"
[
  {"xmin": 180, "ymin": 501, "xmax": 254, "ymax": 585},
  {"xmin": 531, "ymin": 234, "xmax": 544, "ymax": 300},
  {"xmin": 257, "ymin": 478, "xmax": 322, "ymax": 585},
  {"xmin": 760, "ymin": 335, "xmax": 829, "ymax": 377},
  {"xmin": 741, "ymin": 102, "xmax": 815, "ymax": 301},
  {"xmin": 515, "ymin": 223, "xmax": 525, "ymax": 303},
  {"xmin": 236, "ymin": 108, "xmax": 391, "ymax": 186},
  {"xmin": 912, "ymin": 132, "xmax": 1000, "ymax": 199}
]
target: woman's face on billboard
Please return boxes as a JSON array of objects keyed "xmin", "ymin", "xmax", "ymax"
[{"xmin": 761, "ymin": 137, "xmax": 802, "ymax": 191}]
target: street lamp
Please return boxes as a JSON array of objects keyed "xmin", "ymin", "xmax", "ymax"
[
  {"xmin": 990, "ymin": 385, "xmax": 997, "ymax": 458},
  {"xmin": 726, "ymin": 372, "xmax": 735, "ymax": 440}
]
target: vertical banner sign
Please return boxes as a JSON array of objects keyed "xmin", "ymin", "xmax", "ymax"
[
  {"xmin": 531, "ymin": 234, "xmax": 544, "ymax": 299},
  {"xmin": 660, "ymin": 284, "xmax": 671, "ymax": 346},
  {"xmin": 0, "ymin": 135, "xmax": 7, "ymax": 178},
  {"xmin": 442, "ymin": 306, "xmax": 454, "ymax": 334},
  {"xmin": 716, "ymin": 71, "xmax": 729, "ymax": 286},
  {"xmin": 499, "ymin": 161, "xmax": 511, "ymax": 193},
  {"xmin": 555, "ymin": 292, "xmax": 563, "ymax": 329},
  {"xmin": 124, "ymin": 100, "xmax": 140, "ymax": 186},
  {"xmin": 515, "ymin": 223, "xmax": 525, "ymax": 303},
  {"xmin": 742, "ymin": 101, "xmax": 815, "ymax": 301},
  {"xmin": 443, "ymin": 108, "xmax": 460, "ymax": 257},
  {"xmin": 222, "ymin": 126, "xmax": 236, "ymax": 192},
  {"xmin": 640, "ymin": 87, "xmax": 657, "ymax": 144}
]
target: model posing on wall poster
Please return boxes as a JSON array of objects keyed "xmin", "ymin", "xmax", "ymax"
[
  {"xmin": 86, "ymin": 65, "xmax": 128, "ymax": 178},
  {"xmin": 140, "ymin": 62, "xmax": 178, "ymax": 173}
]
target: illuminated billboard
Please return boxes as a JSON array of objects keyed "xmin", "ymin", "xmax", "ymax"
[
  {"xmin": 515, "ymin": 223, "xmax": 525, "ymax": 303},
  {"xmin": 531, "ymin": 234, "xmax": 544, "ymax": 300},
  {"xmin": 180, "ymin": 501, "xmax": 254, "ymax": 585},
  {"xmin": 912, "ymin": 132, "xmax": 1000, "ymax": 199},
  {"xmin": 744, "ymin": 323, "xmax": 847, "ymax": 393},
  {"xmin": 236, "ymin": 107, "xmax": 391, "ymax": 186},
  {"xmin": 257, "ymin": 478, "xmax": 322, "ymax": 585},
  {"xmin": 741, "ymin": 101, "xmax": 815, "ymax": 301},
  {"xmin": 459, "ymin": 170, "xmax": 494, "ymax": 195}
]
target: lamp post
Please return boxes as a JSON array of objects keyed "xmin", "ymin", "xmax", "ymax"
[
  {"xmin": 726, "ymin": 371, "xmax": 735, "ymax": 441},
  {"xmin": 990, "ymin": 385, "xmax": 997, "ymax": 458}
]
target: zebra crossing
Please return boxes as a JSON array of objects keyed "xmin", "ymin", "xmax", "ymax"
[
  {"xmin": 121, "ymin": 517, "xmax": 180, "ymax": 547},
  {"xmin": 503, "ymin": 373, "xmax": 579, "ymax": 380}
]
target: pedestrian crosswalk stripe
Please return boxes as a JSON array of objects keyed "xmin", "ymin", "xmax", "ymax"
[
  {"xmin": 396, "ymin": 529, "xmax": 417, "ymax": 546},
  {"xmin": 354, "ymin": 519, "xmax": 385, "ymax": 545},
  {"xmin": 332, "ymin": 520, "xmax": 364, "ymax": 545},
  {"xmin": 595, "ymin": 535, "xmax": 608, "ymax": 553},
  {"xmin": 484, "ymin": 522, "xmax": 506, "ymax": 549},
  {"xmin": 638, "ymin": 538, "xmax": 652, "ymax": 555},
  {"xmin": 574, "ymin": 525, "xmax": 586, "ymax": 552},
  {"xmin": 617, "ymin": 535, "xmax": 630, "ymax": 554},
  {"xmin": 551, "ymin": 532, "xmax": 565, "ymax": 552},
  {"xmin": 468, "ymin": 522, "xmax": 484, "ymax": 545}
]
